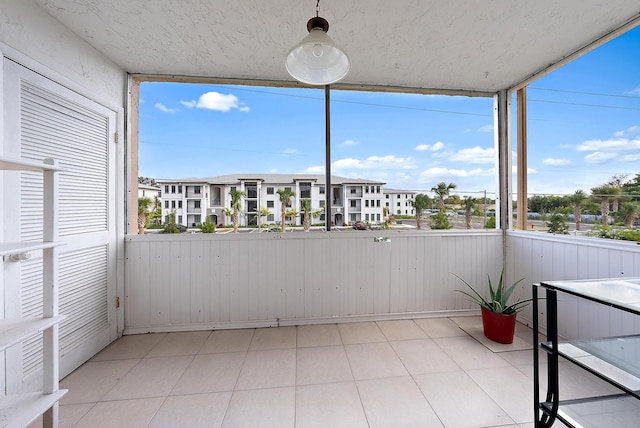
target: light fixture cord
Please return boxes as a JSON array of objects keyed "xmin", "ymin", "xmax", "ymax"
[{"xmin": 316, "ymin": 0, "xmax": 320, "ymax": 17}]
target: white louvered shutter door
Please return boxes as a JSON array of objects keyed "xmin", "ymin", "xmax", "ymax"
[{"xmin": 3, "ymin": 59, "xmax": 118, "ymax": 386}]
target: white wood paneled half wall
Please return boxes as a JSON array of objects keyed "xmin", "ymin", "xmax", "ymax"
[
  {"xmin": 507, "ymin": 232, "xmax": 640, "ymax": 341},
  {"xmin": 124, "ymin": 231, "xmax": 503, "ymax": 333}
]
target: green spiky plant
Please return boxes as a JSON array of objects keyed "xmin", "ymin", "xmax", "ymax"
[{"xmin": 453, "ymin": 270, "xmax": 531, "ymax": 315}]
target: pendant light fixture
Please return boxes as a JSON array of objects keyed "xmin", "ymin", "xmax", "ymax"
[{"xmin": 285, "ymin": 0, "xmax": 351, "ymax": 85}]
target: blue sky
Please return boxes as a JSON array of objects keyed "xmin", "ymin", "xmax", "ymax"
[{"xmin": 139, "ymin": 27, "xmax": 640, "ymax": 199}]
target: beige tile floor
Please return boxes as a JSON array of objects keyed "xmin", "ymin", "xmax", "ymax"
[{"xmin": 31, "ymin": 317, "xmax": 617, "ymax": 428}]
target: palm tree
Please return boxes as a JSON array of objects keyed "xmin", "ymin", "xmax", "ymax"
[
  {"xmin": 300, "ymin": 199, "xmax": 313, "ymax": 232},
  {"xmin": 606, "ymin": 174, "xmax": 628, "ymax": 213},
  {"xmin": 137, "ymin": 197, "xmax": 153, "ymax": 234},
  {"xmin": 431, "ymin": 182, "xmax": 456, "ymax": 212},
  {"xmin": 229, "ymin": 189, "xmax": 245, "ymax": 233},
  {"xmin": 255, "ymin": 206, "xmax": 270, "ymax": 231},
  {"xmin": 277, "ymin": 188, "xmax": 295, "ymax": 232},
  {"xmin": 591, "ymin": 185, "xmax": 618, "ymax": 226},
  {"xmin": 412, "ymin": 194, "xmax": 431, "ymax": 230},
  {"xmin": 617, "ymin": 201, "xmax": 640, "ymax": 228},
  {"xmin": 566, "ymin": 190, "xmax": 587, "ymax": 231},
  {"xmin": 462, "ymin": 196, "xmax": 476, "ymax": 229}
]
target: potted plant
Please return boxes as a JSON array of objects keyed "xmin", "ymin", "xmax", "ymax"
[{"xmin": 453, "ymin": 270, "xmax": 531, "ymax": 344}]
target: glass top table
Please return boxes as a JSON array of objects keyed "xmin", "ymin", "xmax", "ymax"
[{"xmin": 540, "ymin": 277, "xmax": 640, "ymax": 315}]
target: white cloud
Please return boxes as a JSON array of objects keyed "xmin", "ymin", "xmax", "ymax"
[
  {"xmin": 418, "ymin": 167, "xmax": 493, "ymax": 181},
  {"xmin": 332, "ymin": 155, "xmax": 416, "ymax": 171},
  {"xmin": 303, "ymin": 165, "xmax": 325, "ymax": 174},
  {"xmin": 283, "ymin": 148, "xmax": 298, "ymax": 154},
  {"xmin": 584, "ymin": 151, "xmax": 618, "ymax": 164},
  {"xmin": 154, "ymin": 103, "xmax": 178, "ymax": 113},
  {"xmin": 181, "ymin": 92, "xmax": 250, "ymax": 112},
  {"xmin": 415, "ymin": 141, "xmax": 444, "ymax": 152},
  {"xmin": 624, "ymin": 87, "xmax": 640, "ymax": 96},
  {"xmin": 613, "ymin": 126, "xmax": 640, "ymax": 138},
  {"xmin": 477, "ymin": 124, "xmax": 493, "ymax": 133},
  {"xmin": 576, "ymin": 138, "xmax": 640, "ymax": 152},
  {"xmin": 618, "ymin": 153, "xmax": 640, "ymax": 162},
  {"xmin": 449, "ymin": 146, "xmax": 495, "ymax": 164},
  {"xmin": 341, "ymin": 139, "xmax": 358, "ymax": 147},
  {"xmin": 543, "ymin": 158, "xmax": 572, "ymax": 167}
]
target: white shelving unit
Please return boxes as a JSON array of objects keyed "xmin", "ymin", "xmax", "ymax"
[{"xmin": 0, "ymin": 156, "xmax": 67, "ymax": 428}]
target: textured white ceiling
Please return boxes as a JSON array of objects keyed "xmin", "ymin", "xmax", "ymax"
[{"xmin": 33, "ymin": 0, "xmax": 640, "ymax": 93}]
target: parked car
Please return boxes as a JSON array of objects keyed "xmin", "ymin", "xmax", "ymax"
[{"xmin": 352, "ymin": 221, "xmax": 367, "ymax": 230}]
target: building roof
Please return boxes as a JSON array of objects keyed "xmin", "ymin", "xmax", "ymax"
[
  {"xmin": 33, "ymin": 1, "xmax": 640, "ymax": 94},
  {"xmin": 158, "ymin": 174, "xmax": 385, "ymax": 186}
]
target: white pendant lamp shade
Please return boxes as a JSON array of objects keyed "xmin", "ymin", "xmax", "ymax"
[{"xmin": 285, "ymin": 17, "xmax": 351, "ymax": 85}]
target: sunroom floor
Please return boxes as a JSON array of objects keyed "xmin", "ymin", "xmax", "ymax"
[{"xmin": 32, "ymin": 316, "xmax": 615, "ymax": 427}]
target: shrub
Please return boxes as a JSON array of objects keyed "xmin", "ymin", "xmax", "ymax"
[
  {"xmin": 546, "ymin": 213, "xmax": 568, "ymax": 234},
  {"xmin": 199, "ymin": 218, "xmax": 216, "ymax": 233}
]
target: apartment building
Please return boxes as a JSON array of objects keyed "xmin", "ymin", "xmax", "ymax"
[
  {"xmin": 384, "ymin": 189, "xmax": 417, "ymax": 216},
  {"xmin": 157, "ymin": 174, "xmax": 386, "ymax": 228}
]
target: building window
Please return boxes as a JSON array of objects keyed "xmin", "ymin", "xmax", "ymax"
[
  {"xmin": 350, "ymin": 188, "xmax": 356, "ymax": 194},
  {"xmin": 365, "ymin": 214, "xmax": 369, "ymax": 221},
  {"xmin": 300, "ymin": 182, "xmax": 311, "ymax": 198},
  {"xmin": 350, "ymin": 200, "xmax": 356, "ymax": 208},
  {"xmin": 194, "ymin": 186, "xmax": 201, "ymax": 194},
  {"xmin": 365, "ymin": 186, "xmax": 369, "ymax": 193},
  {"xmin": 397, "ymin": 194, "xmax": 400, "ymax": 198},
  {"xmin": 194, "ymin": 200, "xmax": 201, "ymax": 208},
  {"xmin": 319, "ymin": 200, "xmax": 325, "ymax": 207},
  {"xmin": 178, "ymin": 215, "xmax": 182, "ymax": 224},
  {"xmin": 397, "ymin": 202, "xmax": 400, "ymax": 206},
  {"xmin": 165, "ymin": 201, "xmax": 169, "ymax": 208},
  {"xmin": 365, "ymin": 200, "xmax": 369, "ymax": 207},
  {"xmin": 178, "ymin": 185, "xmax": 182, "ymax": 193},
  {"xmin": 178, "ymin": 201, "xmax": 183, "ymax": 208},
  {"xmin": 385, "ymin": 194, "xmax": 389, "ymax": 199},
  {"xmin": 171, "ymin": 185, "xmax": 176, "ymax": 193},
  {"xmin": 267, "ymin": 187, "xmax": 274, "ymax": 195},
  {"xmin": 319, "ymin": 186, "xmax": 325, "ymax": 194},
  {"xmin": 171, "ymin": 200, "xmax": 176, "ymax": 208},
  {"xmin": 164, "ymin": 185, "xmax": 169, "ymax": 193},
  {"xmin": 267, "ymin": 200, "xmax": 274, "ymax": 208},
  {"xmin": 285, "ymin": 187, "xmax": 291, "ymax": 191},
  {"xmin": 376, "ymin": 186, "xmax": 380, "ymax": 193},
  {"xmin": 377, "ymin": 200, "xmax": 380, "ymax": 207},
  {"xmin": 377, "ymin": 214, "xmax": 381, "ymax": 221},
  {"xmin": 267, "ymin": 214, "xmax": 274, "ymax": 221},
  {"xmin": 230, "ymin": 186, "xmax": 236, "ymax": 192},
  {"xmin": 386, "ymin": 202, "xmax": 389, "ymax": 207},
  {"xmin": 193, "ymin": 215, "xmax": 201, "ymax": 225}
]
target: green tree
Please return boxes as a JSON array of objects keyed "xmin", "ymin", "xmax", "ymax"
[
  {"xmin": 161, "ymin": 212, "xmax": 181, "ymax": 234},
  {"xmin": 462, "ymin": 196, "xmax": 476, "ymax": 229},
  {"xmin": 591, "ymin": 185, "xmax": 619, "ymax": 226},
  {"xmin": 484, "ymin": 216, "xmax": 496, "ymax": 229},
  {"xmin": 412, "ymin": 193, "xmax": 431, "ymax": 230},
  {"xmin": 229, "ymin": 189, "xmax": 245, "ymax": 233},
  {"xmin": 255, "ymin": 206, "xmax": 270, "ymax": 231},
  {"xmin": 616, "ymin": 201, "xmax": 640, "ymax": 228},
  {"xmin": 199, "ymin": 217, "xmax": 216, "ymax": 233},
  {"xmin": 299, "ymin": 199, "xmax": 321, "ymax": 232},
  {"xmin": 606, "ymin": 174, "xmax": 628, "ymax": 213},
  {"xmin": 431, "ymin": 182, "xmax": 456, "ymax": 212},
  {"xmin": 137, "ymin": 197, "xmax": 153, "ymax": 234},
  {"xmin": 432, "ymin": 211, "xmax": 451, "ymax": 229},
  {"xmin": 277, "ymin": 188, "xmax": 295, "ymax": 232},
  {"xmin": 566, "ymin": 190, "xmax": 587, "ymax": 231},
  {"xmin": 546, "ymin": 213, "xmax": 568, "ymax": 234}
]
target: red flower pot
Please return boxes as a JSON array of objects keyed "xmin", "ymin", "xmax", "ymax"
[{"xmin": 481, "ymin": 307, "xmax": 517, "ymax": 344}]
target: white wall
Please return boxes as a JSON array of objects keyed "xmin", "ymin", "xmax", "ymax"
[
  {"xmin": 0, "ymin": 0, "xmax": 125, "ymax": 106},
  {"xmin": 124, "ymin": 231, "xmax": 503, "ymax": 333},
  {"xmin": 507, "ymin": 232, "xmax": 640, "ymax": 340}
]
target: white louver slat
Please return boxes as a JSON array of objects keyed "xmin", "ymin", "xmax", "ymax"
[{"xmin": 5, "ymin": 59, "xmax": 118, "ymax": 382}]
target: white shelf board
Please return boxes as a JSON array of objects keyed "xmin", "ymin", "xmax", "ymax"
[
  {"xmin": 0, "ymin": 241, "xmax": 65, "ymax": 257},
  {"xmin": 0, "ymin": 316, "xmax": 66, "ymax": 352},
  {"xmin": 0, "ymin": 156, "xmax": 62, "ymax": 172},
  {"xmin": 0, "ymin": 390, "xmax": 68, "ymax": 428}
]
